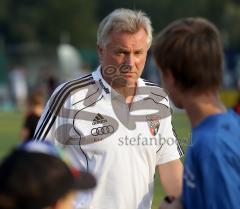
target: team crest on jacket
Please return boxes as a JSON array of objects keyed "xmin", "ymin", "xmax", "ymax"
[{"xmin": 146, "ymin": 115, "xmax": 160, "ymax": 136}]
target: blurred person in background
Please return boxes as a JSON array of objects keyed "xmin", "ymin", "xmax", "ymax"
[
  {"xmin": 153, "ymin": 17, "xmax": 240, "ymax": 209},
  {"xmin": 34, "ymin": 8, "xmax": 183, "ymax": 209},
  {"xmin": 8, "ymin": 63, "xmax": 28, "ymax": 111},
  {"xmin": 0, "ymin": 141, "xmax": 96, "ymax": 209},
  {"xmin": 57, "ymin": 42, "xmax": 84, "ymax": 81},
  {"xmin": 21, "ymin": 89, "xmax": 45, "ymax": 141},
  {"xmin": 46, "ymin": 75, "xmax": 58, "ymax": 98}
]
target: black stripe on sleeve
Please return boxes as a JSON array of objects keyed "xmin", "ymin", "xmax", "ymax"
[
  {"xmin": 34, "ymin": 75, "xmax": 93, "ymax": 140},
  {"xmin": 172, "ymin": 126, "xmax": 184, "ymax": 157},
  {"xmin": 40, "ymin": 81, "xmax": 96, "ymax": 141},
  {"xmin": 34, "ymin": 74, "xmax": 94, "ymax": 141}
]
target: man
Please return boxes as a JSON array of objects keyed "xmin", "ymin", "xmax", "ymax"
[
  {"xmin": 0, "ymin": 141, "xmax": 96, "ymax": 209},
  {"xmin": 34, "ymin": 8, "xmax": 183, "ymax": 209},
  {"xmin": 153, "ymin": 17, "xmax": 240, "ymax": 209}
]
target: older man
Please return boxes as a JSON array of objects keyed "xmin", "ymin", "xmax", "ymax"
[{"xmin": 34, "ymin": 8, "xmax": 183, "ymax": 209}]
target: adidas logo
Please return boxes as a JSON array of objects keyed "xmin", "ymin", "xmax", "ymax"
[{"xmin": 92, "ymin": 113, "xmax": 107, "ymax": 125}]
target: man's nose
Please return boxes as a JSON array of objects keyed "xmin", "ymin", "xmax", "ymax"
[
  {"xmin": 124, "ymin": 54, "xmax": 134, "ymax": 67},
  {"xmin": 122, "ymin": 55, "xmax": 135, "ymax": 72}
]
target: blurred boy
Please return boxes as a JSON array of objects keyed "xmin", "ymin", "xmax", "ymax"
[
  {"xmin": 21, "ymin": 90, "xmax": 44, "ymax": 141},
  {"xmin": 0, "ymin": 142, "xmax": 96, "ymax": 209},
  {"xmin": 153, "ymin": 17, "xmax": 240, "ymax": 209}
]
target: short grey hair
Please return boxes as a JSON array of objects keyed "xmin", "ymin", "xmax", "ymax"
[{"xmin": 97, "ymin": 8, "xmax": 153, "ymax": 49}]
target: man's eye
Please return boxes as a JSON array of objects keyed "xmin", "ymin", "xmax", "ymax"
[
  {"xmin": 135, "ymin": 51, "xmax": 143, "ymax": 55},
  {"xmin": 116, "ymin": 52, "xmax": 124, "ymax": 55}
]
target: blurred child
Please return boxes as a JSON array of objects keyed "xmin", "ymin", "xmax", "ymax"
[
  {"xmin": 0, "ymin": 141, "xmax": 96, "ymax": 209},
  {"xmin": 153, "ymin": 17, "xmax": 240, "ymax": 209},
  {"xmin": 21, "ymin": 89, "xmax": 44, "ymax": 141}
]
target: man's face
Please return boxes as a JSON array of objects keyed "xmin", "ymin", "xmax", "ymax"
[{"xmin": 98, "ymin": 28, "xmax": 149, "ymax": 87}]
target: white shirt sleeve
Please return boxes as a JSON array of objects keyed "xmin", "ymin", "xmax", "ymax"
[
  {"xmin": 156, "ymin": 114, "xmax": 183, "ymax": 165},
  {"xmin": 33, "ymin": 84, "xmax": 65, "ymax": 143}
]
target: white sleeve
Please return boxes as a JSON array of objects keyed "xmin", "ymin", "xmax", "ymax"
[
  {"xmin": 33, "ymin": 84, "xmax": 65, "ymax": 143},
  {"xmin": 156, "ymin": 114, "xmax": 183, "ymax": 165}
]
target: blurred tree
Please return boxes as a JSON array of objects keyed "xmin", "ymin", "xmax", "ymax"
[
  {"xmin": 96, "ymin": 0, "xmax": 134, "ymax": 20},
  {"xmin": 1, "ymin": 0, "xmax": 240, "ymax": 49},
  {"xmin": 0, "ymin": 0, "xmax": 97, "ymax": 47},
  {"xmin": 39, "ymin": 0, "xmax": 97, "ymax": 47},
  {"xmin": 95, "ymin": 0, "xmax": 238, "ymax": 49},
  {"xmin": 223, "ymin": 1, "xmax": 240, "ymax": 48}
]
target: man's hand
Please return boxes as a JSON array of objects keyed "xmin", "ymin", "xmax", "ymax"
[
  {"xmin": 158, "ymin": 159, "xmax": 183, "ymax": 197},
  {"xmin": 159, "ymin": 197, "xmax": 183, "ymax": 209}
]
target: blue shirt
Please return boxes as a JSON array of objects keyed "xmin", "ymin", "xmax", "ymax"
[{"xmin": 182, "ymin": 111, "xmax": 240, "ymax": 209}]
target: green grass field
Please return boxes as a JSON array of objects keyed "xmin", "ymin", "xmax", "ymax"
[
  {"xmin": 0, "ymin": 111, "xmax": 190, "ymax": 209},
  {"xmin": 0, "ymin": 111, "xmax": 23, "ymax": 159}
]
